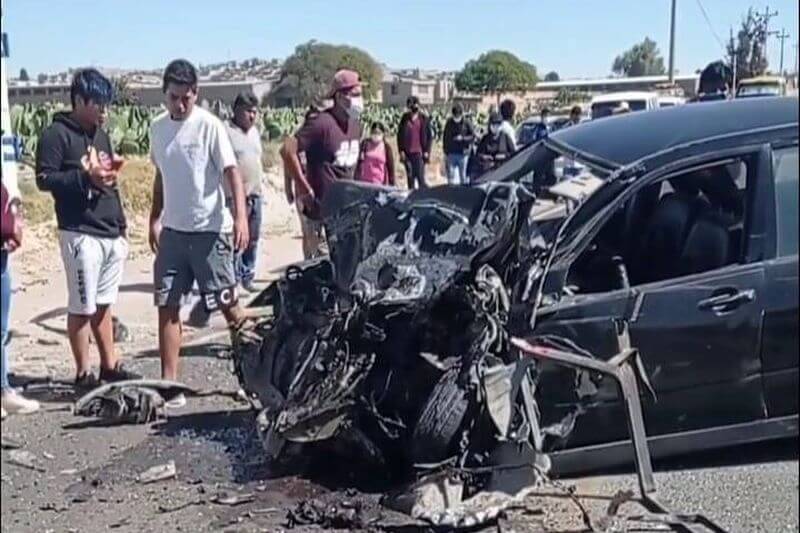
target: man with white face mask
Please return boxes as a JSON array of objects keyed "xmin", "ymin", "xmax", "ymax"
[
  {"xmin": 280, "ymin": 70, "xmax": 363, "ymax": 257},
  {"xmin": 475, "ymin": 111, "xmax": 515, "ymax": 177}
]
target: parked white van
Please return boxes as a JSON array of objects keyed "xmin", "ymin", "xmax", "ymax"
[{"xmin": 590, "ymin": 91, "xmax": 660, "ymax": 119}]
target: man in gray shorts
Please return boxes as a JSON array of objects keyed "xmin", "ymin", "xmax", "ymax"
[{"xmin": 148, "ymin": 59, "xmax": 250, "ymax": 404}]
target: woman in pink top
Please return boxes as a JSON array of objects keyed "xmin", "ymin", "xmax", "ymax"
[{"xmin": 356, "ymin": 122, "xmax": 396, "ymax": 186}]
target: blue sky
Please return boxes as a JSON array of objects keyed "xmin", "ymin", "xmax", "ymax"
[{"xmin": 4, "ymin": 0, "xmax": 799, "ymax": 78}]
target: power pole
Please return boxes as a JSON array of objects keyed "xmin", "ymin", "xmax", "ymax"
[
  {"xmin": 761, "ymin": 5, "xmax": 779, "ymax": 60},
  {"xmin": 668, "ymin": 0, "xmax": 677, "ymax": 83},
  {"xmin": 774, "ymin": 28, "xmax": 790, "ymax": 75}
]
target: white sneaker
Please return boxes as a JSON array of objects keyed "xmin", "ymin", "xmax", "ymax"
[
  {"xmin": 165, "ymin": 393, "xmax": 186, "ymax": 409},
  {"xmin": 1, "ymin": 390, "xmax": 40, "ymax": 415}
]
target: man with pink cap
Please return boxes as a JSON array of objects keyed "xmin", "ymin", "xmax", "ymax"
[{"xmin": 280, "ymin": 69, "xmax": 364, "ymax": 258}]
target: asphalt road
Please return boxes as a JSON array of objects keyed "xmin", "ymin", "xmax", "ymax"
[{"xmin": 569, "ymin": 438, "xmax": 799, "ymax": 532}]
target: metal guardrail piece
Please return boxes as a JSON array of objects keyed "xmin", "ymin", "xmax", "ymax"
[{"xmin": 511, "ymin": 321, "xmax": 728, "ymax": 533}]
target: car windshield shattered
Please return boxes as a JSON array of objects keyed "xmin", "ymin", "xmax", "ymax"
[{"xmin": 229, "ymin": 153, "xmax": 623, "ymax": 525}]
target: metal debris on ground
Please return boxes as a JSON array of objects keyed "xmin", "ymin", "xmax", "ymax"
[
  {"xmin": 74, "ymin": 379, "xmax": 195, "ymax": 424},
  {"xmin": 287, "ymin": 496, "xmax": 381, "ymax": 530},
  {"xmin": 137, "ymin": 460, "xmax": 177, "ymax": 484},
  {"xmin": 210, "ymin": 491, "xmax": 256, "ymax": 506},
  {"xmin": 6, "ymin": 450, "xmax": 45, "ymax": 472},
  {"xmin": 1, "ymin": 435, "xmax": 23, "ymax": 449}
]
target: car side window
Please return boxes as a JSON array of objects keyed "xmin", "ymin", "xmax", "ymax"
[
  {"xmin": 566, "ymin": 157, "xmax": 753, "ymax": 294},
  {"xmin": 773, "ymin": 146, "xmax": 799, "ymax": 257}
]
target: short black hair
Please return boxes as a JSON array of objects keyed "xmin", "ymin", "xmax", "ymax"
[
  {"xmin": 233, "ymin": 92, "xmax": 258, "ymax": 110},
  {"xmin": 407, "ymin": 95, "xmax": 420, "ymax": 107},
  {"xmin": 540, "ymin": 107, "xmax": 551, "ymax": 115},
  {"xmin": 70, "ymin": 68, "xmax": 114, "ymax": 107},
  {"xmin": 370, "ymin": 121, "xmax": 385, "ymax": 133},
  {"xmin": 570, "ymin": 105, "xmax": 582, "ymax": 115},
  {"xmin": 452, "ymin": 102, "xmax": 463, "ymax": 115},
  {"xmin": 162, "ymin": 59, "xmax": 198, "ymax": 92},
  {"xmin": 499, "ymin": 99, "xmax": 516, "ymax": 121}
]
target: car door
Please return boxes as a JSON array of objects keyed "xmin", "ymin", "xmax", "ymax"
[
  {"xmin": 761, "ymin": 144, "xmax": 799, "ymax": 417},
  {"xmin": 534, "ymin": 147, "xmax": 771, "ymax": 450}
]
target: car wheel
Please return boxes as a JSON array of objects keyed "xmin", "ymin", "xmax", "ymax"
[{"xmin": 412, "ymin": 367, "xmax": 470, "ymax": 464}]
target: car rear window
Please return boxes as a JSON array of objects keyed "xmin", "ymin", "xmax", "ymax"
[{"xmin": 773, "ymin": 147, "xmax": 799, "ymax": 257}]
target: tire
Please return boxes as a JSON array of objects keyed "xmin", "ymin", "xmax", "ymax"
[{"xmin": 411, "ymin": 367, "xmax": 470, "ymax": 464}]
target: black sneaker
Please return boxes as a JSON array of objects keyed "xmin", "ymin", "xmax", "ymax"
[
  {"xmin": 75, "ymin": 372, "xmax": 99, "ymax": 391},
  {"xmin": 99, "ymin": 362, "xmax": 142, "ymax": 383}
]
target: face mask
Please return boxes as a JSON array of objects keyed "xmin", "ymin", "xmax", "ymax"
[
  {"xmin": 370, "ymin": 134, "xmax": 383, "ymax": 143},
  {"xmin": 489, "ymin": 124, "xmax": 500, "ymax": 135},
  {"xmin": 347, "ymin": 95, "xmax": 364, "ymax": 118},
  {"xmin": 453, "ymin": 115, "xmax": 463, "ymax": 123}
]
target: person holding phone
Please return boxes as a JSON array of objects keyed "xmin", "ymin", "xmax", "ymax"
[{"xmin": 35, "ymin": 68, "xmax": 139, "ymax": 390}]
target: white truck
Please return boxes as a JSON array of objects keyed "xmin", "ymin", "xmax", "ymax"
[{"xmin": 589, "ymin": 91, "xmax": 660, "ymax": 119}]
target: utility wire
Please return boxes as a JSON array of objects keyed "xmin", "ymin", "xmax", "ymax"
[{"xmin": 695, "ymin": 0, "xmax": 728, "ymax": 52}]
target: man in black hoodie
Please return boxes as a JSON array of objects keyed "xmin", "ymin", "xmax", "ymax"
[{"xmin": 35, "ymin": 68, "xmax": 139, "ymax": 388}]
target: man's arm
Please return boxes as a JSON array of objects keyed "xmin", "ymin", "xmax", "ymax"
[
  {"xmin": 225, "ymin": 165, "xmax": 250, "ymax": 252},
  {"xmin": 462, "ymin": 121, "xmax": 476, "ymax": 144},
  {"xmin": 35, "ymin": 128, "xmax": 89, "ymax": 196},
  {"xmin": 280, "ymin": 136, "xmax": 314, "ymax": 198},
  {"xmin": 148, "ymin": 168, "xmax": 164, "ymax": 253},
  {"xmin": 385, "ymin": 141, "xmax": 396, "ymax": 186},
  {"xmin": 283, "ymin": 167, "xmax": 295, "ymax": 204}
]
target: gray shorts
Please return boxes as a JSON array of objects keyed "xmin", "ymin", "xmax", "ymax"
[{"xmin": 154, "ymin": 228, "xmax": 238, "ymax": 310}]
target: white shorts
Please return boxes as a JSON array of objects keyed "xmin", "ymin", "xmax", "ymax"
[{"xmin": 58, "ymin": 230, "xmax": 128, "ymax": 315}]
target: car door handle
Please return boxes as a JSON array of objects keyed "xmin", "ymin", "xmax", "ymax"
[{"xmin": 697, "ymin": 289, "xmax": 756, "ymax": 312}]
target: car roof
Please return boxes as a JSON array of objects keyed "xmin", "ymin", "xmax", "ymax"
[
  {"xmin": 590, "ymin": 91, "xmax": 659, "ymax": 104},
  {"xmin": 548, "ymin": 96, "xmax": 798, "ymax": 169}
]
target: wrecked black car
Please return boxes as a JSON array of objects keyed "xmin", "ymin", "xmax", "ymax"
[{"xmin": 232, "ymin": 97, "xmax": 798, "ymax": 492}]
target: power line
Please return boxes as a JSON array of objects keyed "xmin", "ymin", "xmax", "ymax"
[{"xmin": 695, "ymin": 0, "xmax": 727, "ymax": 52}]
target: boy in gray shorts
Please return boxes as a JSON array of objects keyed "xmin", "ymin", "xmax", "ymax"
[{"xmin": 148, "ymin": 59, "xmax": 250, "ymax": 401}]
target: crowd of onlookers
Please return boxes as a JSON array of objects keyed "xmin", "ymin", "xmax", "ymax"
[{"xmin": 0, "ymin": 63, "xmax": 586, "ymax": 418}]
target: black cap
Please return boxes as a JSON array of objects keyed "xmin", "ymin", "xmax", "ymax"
[{"xmin": 233, "ymin": 91, "xmax": 259, "ymax": 110}]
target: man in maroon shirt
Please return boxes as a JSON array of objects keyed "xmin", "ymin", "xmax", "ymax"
[
  {"xmin": 280, "ymin": 70, "xmax": 363, "ymax": 257},
  {"xmin": 397, "ymin": 96, "xmax": 432, "ymax": 189}
]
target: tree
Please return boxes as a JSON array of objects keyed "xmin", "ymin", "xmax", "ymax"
[
  {"xmin": 544, "ymin": 71, "xmax": 560, "ymax": 82},
  {"xmin": 455, "ymin": 50, "xmax": 538, "ymax": 99},
  {"xmin": 112, "ymin": 76, "xmax": 138, "ymax": 105},
  {"xmin": 726, "ymin": 8, "xmax": 769, "ymax": 81},
  {"xmin": 37, "ymin": 73, "xmax": 48, "ymax": 84},
  {"xmin": 19, "ymin": 68, "xmax": 29, "ymax": 81},
  {"xmin": 274, "ymin": 41, "xmax": 382, "ymax": 106},
  {"xmin": 612, "ymin": 38, "xmax": 666, "ymax": 77}
]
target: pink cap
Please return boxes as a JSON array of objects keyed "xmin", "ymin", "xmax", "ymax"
[{"xmin": 328, "ymin": 69, "xmax": 361, "ymax": 97}]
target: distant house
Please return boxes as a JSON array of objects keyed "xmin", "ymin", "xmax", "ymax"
[{"xmin": 381, "ymin": 69, "xmax": 455, "ymax": 107}]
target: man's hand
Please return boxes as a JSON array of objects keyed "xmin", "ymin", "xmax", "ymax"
[
  {"xmin": 423, "ymin": 153, "xmax": 430, "ymax": 164},
  {"xmin": 285, "ymin": 189, "xmax": 295, "ymax": 205},
  {"xmin": 454, "ymin": 134, "xmax": 463, "ymax": 142},
  {"xmin": 148, "ymin": 219, "xmax": 162, "ymax": 254},
  {"xmin": 86, "ymin": 162, "xmax": 117, "ymax": 189},
  {"xmin": 233, "ymin": 214, "xmax": 250, "ymax": 252},
  {"xmin": 399, "ymin": 152, "xmax": 406, "ymax": 163}
]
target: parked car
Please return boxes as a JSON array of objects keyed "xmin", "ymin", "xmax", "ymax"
[
  {"xmin": 590, "ymin": 91, "xmax": 660, "ymax": 119},
  {"xmin": 736, "ymin": 76, "xmax": 787, "ymax": 98},
  {"xmin": 482, "ymin": 96, "xmax": 799, "ymax": 472}
]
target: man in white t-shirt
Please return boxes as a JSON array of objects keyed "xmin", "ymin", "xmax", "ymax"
[{"xmin": 148, "ymin": 59, "xmax": 250, "ymax": 399}]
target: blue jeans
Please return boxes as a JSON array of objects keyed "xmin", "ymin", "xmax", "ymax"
[
  {"xmin": 235, "ymin": 194, "xmax": 263, "ymax": 285},
  {"xmin": 446, "ymin": 153, "xmax": 469, "ymax": 185},
  {"xmin": 1, "ymin": 251, "xmax": 11, "ymax": 391}
]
